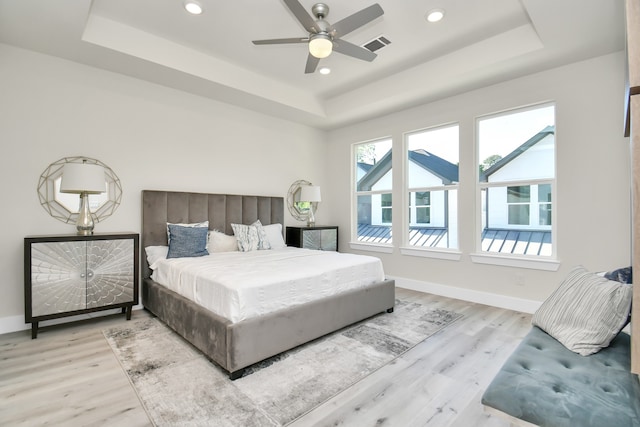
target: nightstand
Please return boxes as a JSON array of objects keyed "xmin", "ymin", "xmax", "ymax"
[
  {"xmin": 286, "ymin": 226, "xmax": 338, "ymax": 251},
  {"xmin": 24, "ymin": 233, "xmax": 139, "ymax": 338}
]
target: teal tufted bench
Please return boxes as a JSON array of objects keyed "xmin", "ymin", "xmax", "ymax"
[{"xmin": 482, "ymin": 326, "xmax": 640, "ymax": 427}]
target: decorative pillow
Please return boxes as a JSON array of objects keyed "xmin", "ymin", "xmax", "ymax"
[
  {"xmin": 231, "ymin": 223, "xmax": 260, "ymax": 252},
  {"xmin": 166, "ymin": 224, "xmax": 209, "ymax": 258},
  {"xmin": 532, "ymin": 266, "xmax": 632, "ymax": 356},
  {"xmin": 231, "ymin": 221, "xmax": 271, "ymax": 252},
  {"xmin": 605, "ymin": 266, "xmax": 633, "ymax": 284},
  {"xmin": 208, "ymin": 230, "xmax": 239, "ymax": 253},
  {"xmin": 253, "ymin": 220, "xmax": 271, "ymax": 250},
  {"xmin": 264, "ymin": 223, "xmax": 287, "ymax": 249},
  {"xmin": 145, "ymin": 245, "xmax": 169, "ymax": 269},
  {"xmin": 166, "ymin": 221, "xmax": 209, "ymax": 244}
]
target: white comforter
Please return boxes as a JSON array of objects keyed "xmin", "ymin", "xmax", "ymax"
[{"xmin": 150, "ymin": 247, "xmax": 385, "ymax": 323}]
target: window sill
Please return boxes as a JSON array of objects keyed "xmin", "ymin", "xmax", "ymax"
[
  {"xmin": 470, "ymin": 252, "xmax": 560, "ymax": 271},
  {"xmin": 400, "ymin": 247, "xmax": 462, "ymax": 261},
  {"xmin": 349, "ymin": 242, "xmax": 394, "ymax": 254}
]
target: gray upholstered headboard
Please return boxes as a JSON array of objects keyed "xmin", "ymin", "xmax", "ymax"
[{"xmin": 141, "ymin": 190, "xmax": 284, "ymax": 279}]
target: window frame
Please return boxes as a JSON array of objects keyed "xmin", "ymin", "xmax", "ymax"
[
  {"xmin": 351, "ymin": 137, "xmax": 394, "ymax": 252},
  {"xmin": 401, "ymin": 123, "xmax": 461, "ymax": 259},
  {"xmin": 473, "ymin": 102, "xmax": 558, "ymax": 269}
]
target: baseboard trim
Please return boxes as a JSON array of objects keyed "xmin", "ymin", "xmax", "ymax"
[
  {"xmin": 0, "ymin": 314, "xmax": 29, "ymax": 335},
  {"xmin": 1, "ymin": 281, "xmax": 539, "ymax": 335},
  {"xmin": 0, "ymin": 304, "xmax": 145, "ymax": 336},
  {"xmin": 389, "ymin": 275, "xmax": 541, "ymax": 314}
]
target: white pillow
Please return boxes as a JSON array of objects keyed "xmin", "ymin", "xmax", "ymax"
[
  {"xmin": 145, "ymin": 246, "xmax": 169, "ymax": 269},
  {"xmin": 208, "ymin": 230, "xmax": 238, "ymax": 253},
  {"xmin": 532, "ymin": 266, "xmax": 632, "ymax": 356},
  {"xmin": 263, "ymin": 223, "xmax": 286, "ymax": 249}
]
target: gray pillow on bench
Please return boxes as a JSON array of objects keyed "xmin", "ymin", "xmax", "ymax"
[{"xmin": 532, "ymin": 266, "xmax": 632, "ymax": 356}]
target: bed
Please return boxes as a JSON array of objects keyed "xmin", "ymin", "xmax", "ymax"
[{"xmin": 141, "ymin": 190, "xmax": 395, "ymax": 379}]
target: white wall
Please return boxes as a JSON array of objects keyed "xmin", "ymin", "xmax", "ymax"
[
  {"xmin": 326, "ymin": 52, "xmax": 631, "ymax": 307},
  {"xmin": 0, "ymin": 43, "xmax": 631, "ymax": 331},
  {"xmin": 0, "ymin": 43, "xmax": 327, "ymax": 332}
]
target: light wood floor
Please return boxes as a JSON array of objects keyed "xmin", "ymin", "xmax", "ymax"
[{"xmin": 0, "ymin": 288, "xmax": 531, "ymax": 427}]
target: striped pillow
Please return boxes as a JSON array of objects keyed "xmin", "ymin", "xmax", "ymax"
[{"xmin": 532, "ymin": 266, "xmax": 632, "ymax": 356}]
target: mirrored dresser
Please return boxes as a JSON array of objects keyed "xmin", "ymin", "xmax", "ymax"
[
  {"xmin": 24, "ymin": 233, "xmax": 139, "ymax": 338},
  {"xmin": 285, "ymin": 226, "xmax": 338, "ymax": 251}
]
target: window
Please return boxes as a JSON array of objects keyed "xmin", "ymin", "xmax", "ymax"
[
  {"xmin": 354, "ymin": 138, "xmax": 393, "ymax": 244},
  {"xmin": 381, "ymin": 193, "xmax": 392, "ymax": 223},
  {"xmin": 478, "ymin": 104, "xmax": 555, "ymax": 257},
  {"xmin": 507, "ymin": 185, "xmax": 530, "ymax": 225},
  {"xmin": 406, "ymin": 124, "xmax": 459, "ymax": 249},
  {"xmin": 411, "ymin": 191, "xmax": 430, "ymax": 224},
  {"xmin": 538, "ymin": 183, "xmax": 552, "ymax": 226}
]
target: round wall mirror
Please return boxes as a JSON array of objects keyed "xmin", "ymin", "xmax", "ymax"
[
  {"xmin": 287, "ymin": 179, "xmax": 319, "ymax": 221},
  {"xmin": 38, "ymin": 156, "xmax": 122, "ymax": 224}
]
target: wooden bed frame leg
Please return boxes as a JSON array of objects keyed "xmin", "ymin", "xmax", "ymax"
[
  {"xmin": 228, "ymin": 368, "xmax": 245, "ymax": 381},
  {"xmin": 386, "ymin": 307, "xmax": 394, "ymax": 313}
]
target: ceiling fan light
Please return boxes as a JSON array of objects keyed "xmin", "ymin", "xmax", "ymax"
[
  {"xmin": 309, "ymin": 35, "xmax": 332, "ymax": 59},
  {"xmin": 184, "ymin": 1, "xmax": 203, "ymax": 15}
]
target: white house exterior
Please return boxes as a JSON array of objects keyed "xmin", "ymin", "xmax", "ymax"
[
  {"xmin": 358, "ymin": 150, "xmax": 459, "ymax": 248},
  {"xmin": 481, "ymin": 126, "xmax": 555, "ymax": 230},
  {"xmin": 357, "ymin": 127, "xmax": 553, "ymax": 254}
]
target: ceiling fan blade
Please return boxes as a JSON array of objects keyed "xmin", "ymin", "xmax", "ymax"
[
  {"xmin": 332, "ymin": 39, "xmax": 377, "ymax": 61},
  {"xmin": 330, "ymin": 4, "xmax": 384, "ymax": 37},
  {"xmin": 283, "ymin": 0, "xmax": 321, "ymax": 33},
  {"xmin": 305, "ymin": 54, "xmax": 320, "ymax": 74},
  {"xmin": 253, "ymin": 37, "xmax": 308, "ymax": 45}
]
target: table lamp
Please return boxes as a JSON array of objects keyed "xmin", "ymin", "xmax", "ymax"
[
  {"xmin": 300, "ymin": 185, "xmax": 321, "ymax": 227},
  {"xmin": 60, "ymin": 161, "xmax": 106, "ymax": 235}
]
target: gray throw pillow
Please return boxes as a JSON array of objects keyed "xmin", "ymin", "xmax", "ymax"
[{"xmin": 532, "ymin": 266, "xmax": 632, "ymax": 356}]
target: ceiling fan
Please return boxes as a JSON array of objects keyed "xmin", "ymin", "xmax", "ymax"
[{"xmin": 252, "ymin": 1, "xmax": 384, "ymax": 74}]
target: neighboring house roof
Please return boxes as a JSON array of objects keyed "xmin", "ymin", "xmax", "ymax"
[
  {"xmin": 357, "ymin": 150, "xmax": 392, "ymax": 191},
  {"xmin": 357, "ymin": 149, "xmax": 458, "ymax": 191},
  {"xmin": 480, "ymin": 125, "xmax": 555, "ymax": 182},
  {"xmin": 357, "ymin": 162, "xmax": 373, "ymax": 174},
  {"xmin": 409, "ymin": 149, "xmax": 459, "ymax": 184},
  {"xmin": 481, "ymin": 228, "xmax": 552, "ymax": 256},
  {"xmin": 357, "ymin": 225, "xmax": 551, "ymax": 256},
  {"xmin": 357, "ymin": 224, "xmax": 392, "ymax": 244}
]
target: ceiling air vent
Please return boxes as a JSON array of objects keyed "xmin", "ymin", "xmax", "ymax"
[{"xmin": 362, "ymin": 36, "xmax": 391, "ymax": 53}]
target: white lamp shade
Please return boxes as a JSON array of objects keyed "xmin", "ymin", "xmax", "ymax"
[
  {"xmin": 300, "ymin": 185, "xmax": 321, "ymax": 202},
  {"xmin": 60, "ymin": 162, "xmax": 106, "ymax": 194},
  {"xmin": 309, "ymin": 35, "xmax": 332, "ymax": 59}
]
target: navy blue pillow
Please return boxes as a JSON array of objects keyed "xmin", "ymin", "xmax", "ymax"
[
  {"xmin": 604, "ymin": 266, "xmax": 632, "ymax": 284},
  {"xmin": 167, "ymin": 224, "xmax": 209, "ymax": 259}
]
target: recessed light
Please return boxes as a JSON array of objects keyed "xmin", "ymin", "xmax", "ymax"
[
  {"xmin": 319, "ymin": 67, "xmax": 331, "ymax": 75},
  {"xmin": 184, "ymin": 1, "xmax": 203, "ymax": 15},
  {"xmin": 425, "ymin": 8, "xmax": 445, "ymax": 23}
]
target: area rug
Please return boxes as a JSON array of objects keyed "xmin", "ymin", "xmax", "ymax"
[{"xmin": 103, "ymin": 298, "xmax": 462, "ymax": 427}]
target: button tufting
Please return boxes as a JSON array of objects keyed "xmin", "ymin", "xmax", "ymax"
[{"xmin": 601, "ymin": 385, "xmax": 613, "ymax": 393}]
